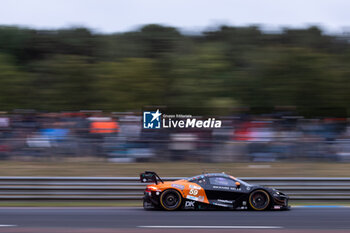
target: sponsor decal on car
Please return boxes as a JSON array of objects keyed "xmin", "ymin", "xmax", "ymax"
[
  {"xmin": 212, "ymin": 202, "xmax": 230, "ymax": 207},
  {"xmin": 189, "ymin": 185, "xmax": 201, "ymax": 190},
  {"xmin": 213, "ymin": 185, "xmax": 240, "ymax": 191},
  {"xmin": 185, "ymin": 201, "xmax": 195, "ymax": 209},
  {"xmin": 171, "ymin": 184, "xmax": 185, "ymax": 190},
  {"xmin": 189, "ymin": 189, "xmax": 199, "ymax": 195},
  {"xmin": 186, "ymin": 195, "xmax": 198, "ymax": 201},
  {"xmin": 217, "ymin": 199, "xmax": 233, "ymax": 204},
  {"xmin": 213, "ymin": 185, "xmax": 230, "ymax": 190}
]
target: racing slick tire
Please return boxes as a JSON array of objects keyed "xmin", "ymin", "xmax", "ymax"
[
  {"xmin": 160, "ymin": 189, "xmax": 183, "ymax": 211},
  {"xmin": 248, "ymin": 190, "xmax": 270, "ymax": 211}
]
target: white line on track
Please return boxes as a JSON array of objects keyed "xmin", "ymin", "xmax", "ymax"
[
  {"xmin": 0, "ymin": 225, "xmax": 16, "ymax": 227},
  {"xmin": 138, "ymin": 226, "xmax": 283, "ymax": 229}
]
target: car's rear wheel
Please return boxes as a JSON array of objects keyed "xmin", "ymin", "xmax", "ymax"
[
  {"xmin": 160, "ymin": 189, "xmax": 182, "ymax": 211},
  {"xmin": 249, "ymin": 190, "xmax": 270, "ymax": 211}
]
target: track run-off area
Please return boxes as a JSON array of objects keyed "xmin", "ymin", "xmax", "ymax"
[{"xmin": 0, "ymin": 206, "xmax": 349, "ymax": 232}]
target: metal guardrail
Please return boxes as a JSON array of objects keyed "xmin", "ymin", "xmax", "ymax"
[{"xmin": 0, "ymin": 177, "xmax": 349, "ymax": 201}]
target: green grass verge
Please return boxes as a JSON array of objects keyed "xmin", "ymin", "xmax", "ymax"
[{"xmin": 0, "ymin": 161, "xmax": 350, "ymax": 177}]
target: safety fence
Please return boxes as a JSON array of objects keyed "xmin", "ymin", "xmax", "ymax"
[
  {"xmin": 0, "ymin": 177, "xmax": 349, "ymax": 201},
  {"xmin": 2, "ymin": 137, "xmax": 350, "ymax": 162}
]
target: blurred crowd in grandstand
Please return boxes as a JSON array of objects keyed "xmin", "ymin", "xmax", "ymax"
[{"xmin": 1, "ymin": 110, "xmax": 350, "ymax": 162}]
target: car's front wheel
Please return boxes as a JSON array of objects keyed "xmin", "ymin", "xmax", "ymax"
[
  {"xmin": 248, "ymin": 190, "xmax": 270, "ymax": 211},
  {"xmin": 160, "ymin": 189, "xmax": 182, "ymax": 211}
]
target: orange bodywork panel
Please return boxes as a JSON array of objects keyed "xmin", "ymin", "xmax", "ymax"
[{"xmin": 147, "ymin": 179, "xmax": 209, "ymax": 204}]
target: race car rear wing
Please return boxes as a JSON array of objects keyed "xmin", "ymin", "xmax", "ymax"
[{"xmin": 140, "ymin": 171, "xmax": 164, "ymax": 184}]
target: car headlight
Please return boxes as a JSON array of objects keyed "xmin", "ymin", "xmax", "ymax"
[{"xmin": 273, "ymin": 191, "xmax": 281, "ymax": 197}]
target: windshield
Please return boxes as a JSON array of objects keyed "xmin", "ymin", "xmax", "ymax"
[{"xmin": 186, "ymin": 175, "xmax": 205, "ymax": 182}]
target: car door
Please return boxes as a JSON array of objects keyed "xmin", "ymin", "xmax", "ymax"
[{"xmin": 205, "ymin": 176, "xmax": 244, "ymax": 207}]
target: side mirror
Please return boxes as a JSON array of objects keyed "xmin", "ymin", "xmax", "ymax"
[{"xmin": 235, "ymin": 181, "xmax": 241, "ymax": 189}]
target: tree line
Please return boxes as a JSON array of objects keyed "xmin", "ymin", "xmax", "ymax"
[{"xmin": 0, "ymin": 24, "xmax": 350, "ymax": 115}]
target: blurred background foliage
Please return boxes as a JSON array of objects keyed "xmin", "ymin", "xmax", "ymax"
[{"xmin": 0, "ymin": 24, "xmax": 350, "ymax": 114}]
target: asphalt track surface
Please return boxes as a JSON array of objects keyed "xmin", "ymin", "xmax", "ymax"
[{"xmin": 0, "ymin": 207, "xmax": 350, "ymax": 232}]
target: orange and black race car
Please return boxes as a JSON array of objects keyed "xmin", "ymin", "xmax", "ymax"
[{"xmin": 140, "ymin": 171, "xmax": 290, "ymax": 211}]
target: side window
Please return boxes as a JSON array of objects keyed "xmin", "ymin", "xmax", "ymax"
[
  {"xmin": 193, "ymin": 178, "xmax": 207, "ymax": 185},
  {"xmin": 209, "ymin": 177, "xmax": 236, "ymax": 186}
]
